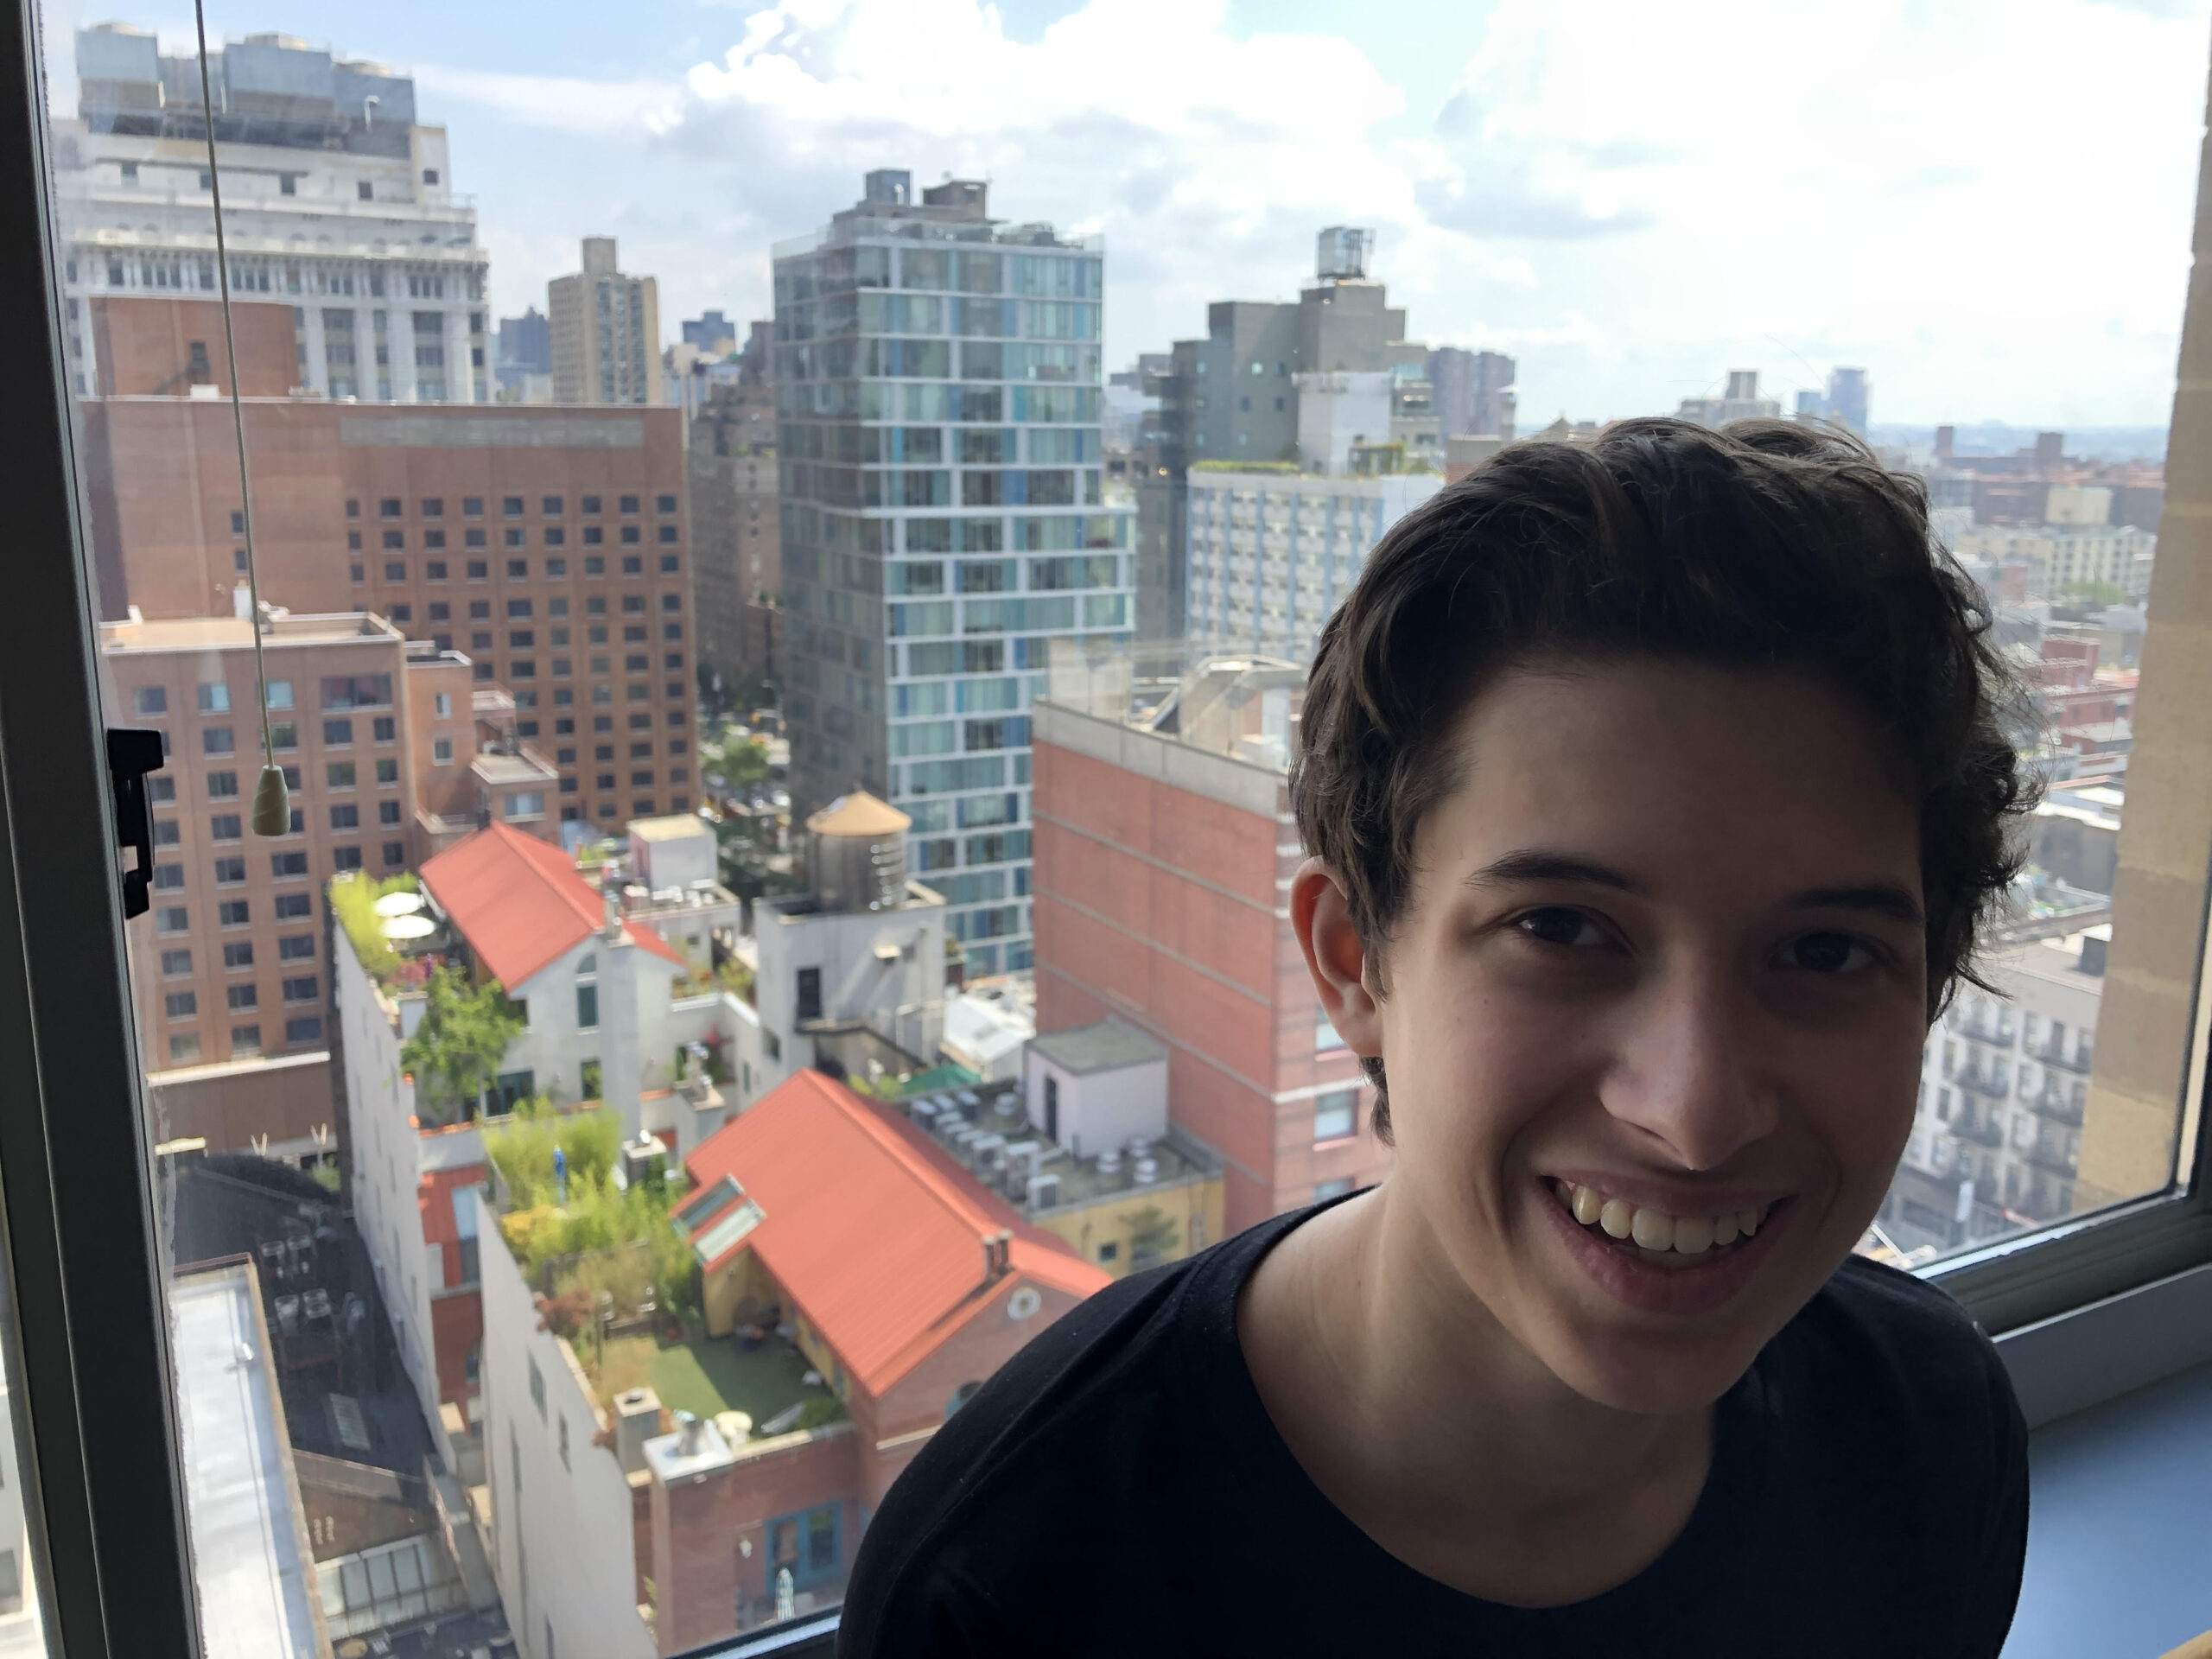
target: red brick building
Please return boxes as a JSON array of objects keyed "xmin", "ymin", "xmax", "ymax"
[
  {"xmin": 1030, "ymin": 664, "xmax": 1392, "ymax": 1231},
  {"xmin": 80, "ymin": 323, "xmax": 695, "ymax": 830}
]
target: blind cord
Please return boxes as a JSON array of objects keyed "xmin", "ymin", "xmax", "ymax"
[{"xmin": 191, "ymin": 0, "xmax": 288, "ymax": 836}]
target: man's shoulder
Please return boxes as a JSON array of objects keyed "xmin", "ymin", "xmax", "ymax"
[
  {"xmin": 841, "ymin": 1221, "xmax": 1295, "ymax": 1655},
  {"xmin": 1767, "ymin": 1250, "xmax": 2023, "ymax": 1452}
]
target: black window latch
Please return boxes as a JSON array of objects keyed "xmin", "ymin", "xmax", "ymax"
[{"xmin": 105, "ymin": 728, "xmax": 166, "ymax": 918}]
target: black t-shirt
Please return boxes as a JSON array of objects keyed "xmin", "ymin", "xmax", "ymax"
[{"xmin": 840, "ymin": 1198, "xmax": 2031, "ymax": 1658}]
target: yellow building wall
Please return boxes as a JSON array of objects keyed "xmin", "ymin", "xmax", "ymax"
[
  {"xmin": 1035, "ymin": 1174, "xmax": 1225, "ymax": 1279},
  {"xmin": 700, "ymin": 1244, "xmax": 779, "ymax": 1339}
]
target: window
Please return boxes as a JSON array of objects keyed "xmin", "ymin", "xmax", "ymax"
[
  {"xmin": 222, "ymin": 942, "xmax": 252, "ymax": 969},
  {"xmin": 1313, "ymin": 1091, "xmax": 1357, "ymax": 1143},
  {"xmin": 271, "ymin": 852, "xmax": 309, "ymax": 878},
  {"xmin": 796, "ymin": 966, "xmax": 823, "ymax": 1023},
  {"xmin": 282, "ymin": 976, "xmax": 318, "ymax": 1004},
  {"xmin": 196, "ymin": 683, "xmax": 228, "ymax": 713},
  {"xmin": 576, "ymin": 984, "xmax": 599, "ymax": 1029},
  {"xmin": 132, "ymin": 685, "xmax": 166, "ymax": 715},
  {"xmin": 163, "ymin": 991, "xmax": 195, "ymax": 1019},
  {"xmin": 201, "ymin": 726, "xmax": 232, "ymax": 756},
  {"xmin": 275, "ymin": 893, "xmax": 313, "ymax": 920},
  {"xmin": 323, "ymin": 718, "xmax": 353, "ymax": 747},
  {"xmin": 327, "ymin": 762, "xmax": 355, "ymax": 788},
  {"xmin": 278, "ymin": 935, "xmax": 314, "ymax": 962},
  {"xmin": 433, "ymin": 738, "xmax": 454, "ymax": 764},
  {"xmin": 159, "ymin": 949, "xmax": 192, "ymax": 976},
  {"xmin": 284, "ymin": 1016, "xmax": 324, "ymax": 1045}
]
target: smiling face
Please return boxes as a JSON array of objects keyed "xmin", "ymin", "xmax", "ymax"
[{"xmin": 1357, "ymin": 657, "xmax": 1929, "ymax": 1416}]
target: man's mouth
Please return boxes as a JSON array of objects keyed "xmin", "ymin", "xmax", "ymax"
[{"xmin": 1547, "ymin": 1176, "xmax": 1777, "ymax": 1271}]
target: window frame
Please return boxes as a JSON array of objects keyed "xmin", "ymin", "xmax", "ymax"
[{"xmin": 0, "ymin": 10, "xmax": 2201, "ymax": 1659}]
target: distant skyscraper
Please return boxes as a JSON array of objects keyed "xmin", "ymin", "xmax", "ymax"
[
  {"xmin": 549, "ymin": 237, "xmax": 663, "ymax": 405},
  {"xmin": 498, "ymin": 307, "xmax": 550, "ymax": 374},
  {"xmin": 771, "ymin": 169, "xmax": 1134, "ymax": 976},
  {"xmin": 1827, "ymin": 366, "xmax": 1870, "ymax": 435},
  {"xmin": 1141, "ymin": 237, "xmax": 1433, "ymax": 650},
  {"xmin": 1679, "ymin": 370, "xmax": 1780, "ymax": 427},
  {"xmin": 682, "ymin": 310, "xmax": 736, "ymax": 353},
  {"xmin": 1427, "ymin": 346, "xmax": 1516, "ymax": 438},
  {"xmin": 55, "ymin": 24, "xmax": 489, "ymax": 404}
]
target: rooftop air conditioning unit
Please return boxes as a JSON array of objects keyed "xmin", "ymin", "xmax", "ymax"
[
  {"xmin": 1133, "ymin": 1157, "xmax": 1160, "ymax": 1185},
  {"xmin": 1026, "ymin": 1173, "xmax": 1062, "ymax": 1211}
]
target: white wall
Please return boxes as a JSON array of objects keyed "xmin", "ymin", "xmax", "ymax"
[
  {"xmin": 1022, "ymin": 1052, "xmax": 1169, "ymax": 1158},
  {"xmin": 332, "ymin": 928, "xmax": 448, "ymax": 1459},
  {"xmin": 480, "ymin": 1224, "xmax": 657, "ymax": 1659},
  {"xmin": 754, "ymin": 890, "xmax": 946, "ymax": 1077}
]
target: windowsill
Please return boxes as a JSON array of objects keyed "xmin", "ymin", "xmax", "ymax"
[
  {"xmin": 2000, "ymin": 1359, "xmax": 2212, "ymax": 1658},
  {"xmin": 1313, "ymin": 1135, "xmax": 1358, "ymax": 1152}
]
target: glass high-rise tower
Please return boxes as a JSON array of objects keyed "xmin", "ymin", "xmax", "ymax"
[{"xmin": 772, "ymin": 169, "xmax": 1134, "ymax": 976}]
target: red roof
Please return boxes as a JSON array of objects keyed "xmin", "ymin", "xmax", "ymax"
[
  {"xmin": 419, "ymin": 823, "xmax": 685, "ymax": 990},
  {"xmin": 683, "ymin": 1071, "xmax": 1109, "ymax": 1397}
]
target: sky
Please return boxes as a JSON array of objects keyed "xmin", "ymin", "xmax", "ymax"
[{"xmin": 43, "ymin": 0, "xmax": 2212, "ymax": 425}]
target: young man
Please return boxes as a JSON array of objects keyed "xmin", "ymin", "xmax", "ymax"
[{"xmin": 840, "ymin": 418, "xmax": 2033, "ymax": 1656}]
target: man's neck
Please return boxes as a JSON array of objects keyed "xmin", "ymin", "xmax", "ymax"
[{"xmin": 1236, "ymin": 1185, "xmax": 1715, "ymax": 1605}]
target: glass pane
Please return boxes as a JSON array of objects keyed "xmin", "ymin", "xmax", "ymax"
[
  {"xmin": 0, "ymin": 1210, "xmax": 54, "ymax": 1656},
  {"xmin": 29, "ymin": 0, "xmax": 2212, "ymax": 1651}
]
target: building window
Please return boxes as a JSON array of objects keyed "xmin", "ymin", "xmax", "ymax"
[
  {"xmin": 766, "ymin": 1504, "xmax": 842, "ymax": 1592},
  {"xmin": 433, "ymin": 738, "xmax": 454, "ymax": 764},
  {"xmin": 1313, "ymin": 1090, "xmax": 1357, "ymax": 1143},
  {"xmin": 1315, "ymin": 1178, "xmax": 1355, "ymax": 1201},
  {"xmin": 132, "ymin": 686, "xmax": 167, "ymax": 715},
  {"xmin": 576, "ymin": 983, "xmax": 599, "ymax": 1030},
  {"xmin": 222, "ymin": 941, "xmax": 253, "ymax": 969},
  {"xmin": 284, "ymin": 1016, "xmax": 323, "ymax": 1045},
  {"xmin": 795, "ymin": 966, "xmax": 822, "ymax": 1023}
]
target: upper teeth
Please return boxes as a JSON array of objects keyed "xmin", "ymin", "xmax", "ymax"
[{"xmin": 1555, "ymin": 1180, "xmax": 1770, "ymax": 1255}]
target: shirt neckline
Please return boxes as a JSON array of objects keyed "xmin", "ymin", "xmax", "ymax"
[{"xmin": 1188, "ymin": 1198, "xmax": 1772, "ymax": 1622}]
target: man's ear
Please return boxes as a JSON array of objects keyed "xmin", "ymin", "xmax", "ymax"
[{"xmin": 1290, "ymin": 856, "xmax": 1382, "ymax": 1058}]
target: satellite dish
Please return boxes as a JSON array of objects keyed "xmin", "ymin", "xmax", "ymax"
[
  {"xmin": 372, "ymin": 890, "xmax": 425, "ymax": 918},
  {"xmin": 379, "ymin": 913, "xmax": 436, "ymax": 940}
]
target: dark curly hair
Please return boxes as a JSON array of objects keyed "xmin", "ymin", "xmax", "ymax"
[{"xmin": 1290, "ymin": 416, "xmax": 2037, "ymax": 1141}]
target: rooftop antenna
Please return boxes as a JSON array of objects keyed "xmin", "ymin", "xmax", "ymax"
[{"xmin": 193, "ymin": 0, "xmax": 289, "ymax": 837}]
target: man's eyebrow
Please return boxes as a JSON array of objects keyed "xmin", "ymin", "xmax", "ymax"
[
  {"xmin": 1787, "ymin": 884, "xmax": 1924, "ymax": 926},
  {"xmin": 1462, "ymin": 854, "xmax": 1925, "ymax": 927},
  {"xmin": 1461, "ymin": 850, "xmax": 1643, "ymax": 893}
]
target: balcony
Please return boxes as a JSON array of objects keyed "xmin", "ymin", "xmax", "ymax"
[
  {"xmin": 2027, "ymin": 1084, "xmax": 2086, "ymax": 1127},
  {"xmin": 1953, "ymin": 1065, "xmax": 2012, "ymax": 1101},
  {"xmin": 2028, "ymin": 1039, "xmax": 2095, "ymax": 1074}
]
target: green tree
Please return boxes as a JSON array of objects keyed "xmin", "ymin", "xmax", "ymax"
[
  {"xmin": 401, "ymin": 966, "xmax": 524, "ymax": 1124},
  {"xmin": 2059, "ymin": 580, "xmax": 2126, "ymax": 610},
  {"xmin": 702, "ymin": 732, "xmax": 772, "ymax": 796}
]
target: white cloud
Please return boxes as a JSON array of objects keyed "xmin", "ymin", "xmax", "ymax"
[{"xmin": 416, "ymin": 0, "xmax": 2210, "ymax": 425}]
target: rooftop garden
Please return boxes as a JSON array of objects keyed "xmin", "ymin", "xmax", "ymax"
[
  {"xmin": 486, "ymin": 1102, "xmax": 841, "ymax": 1431},
  {"xmin": 330, "ymin": 872, "xmax": 424, "ymax": 984},
  {"xmin": 401, "ymin": 967, "xmax": 524, "ymax": 1127}
]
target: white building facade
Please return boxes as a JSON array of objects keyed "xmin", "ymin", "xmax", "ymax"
[
  {"xmin": 55, "ymin": 25, "xmax": 489, "ymax": 404},
  {"xmin": 1880, "ymin": 927, "xmax": 2105, "ymax": 1258},
  {"xmin": 1184, "ymin": 468, "xmax": 1442, "ymax": 666}
]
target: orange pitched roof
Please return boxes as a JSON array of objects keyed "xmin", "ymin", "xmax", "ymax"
[
  {"xmin": 419, "ymin": 823, "xmax": 685, "ymax": 989},
  {"xmin": 683, "ymin": 1071, "xmax": 1109, "ymax": 1397}
]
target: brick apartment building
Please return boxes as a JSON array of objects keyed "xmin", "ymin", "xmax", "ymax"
[
  {"xmin": 99, "ymin": 610, "xmax": 510, "ymax": 1071},
  {"xmin": 480, "ymin": 1070, "xmax": 1109, "ymax": 1656},
  {"xmin": 83, "ymin": 296, "xmax": 696, "ymax": 831},
  {"xmin": 1029, "ymin": 660, "xmax": 1391, "ymax": 1231}
]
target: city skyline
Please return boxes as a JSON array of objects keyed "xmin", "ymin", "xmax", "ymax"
[{"xmin": 46, "ymin": 0, "xmax": 2212, "ymax": 429}]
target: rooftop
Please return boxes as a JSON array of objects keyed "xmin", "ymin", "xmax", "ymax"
[
  {"xmin": 101, "ymin": 610, "xmax": 401, "ymax": 654},
  {"xmin": 632, "ymin": 813, "xmax": 714, "ymax": 843},
  {"xmin": 173, "ymin": 1260, "xmax": 324, "ymax": 1659},
  {"xmin": 899, "ymin": 1078, "xmax": 1217, "ymax": 1218},
  {"xmin": 683, "ymin": 1072, "xmax": 1108, "ymax": 1397},
  {"xmin": 418, "ymin": 822, "xmax": 685, "ymax": 989},
  {"xmin": 808, "ymin": 790, "xmax": 910, "ymax": 838},
  {"xmin": 1028, "ymin": 1017, "xmax": 1166, "ymax": 1076}
]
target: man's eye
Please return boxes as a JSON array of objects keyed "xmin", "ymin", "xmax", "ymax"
[
  {"xmin": 1784, "ymin": 931, "xmax": 1873, "ymax": 974},
  {"xmin": 1515, "ymin": 907, "xmax": 1604, "ymax": 948}
]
